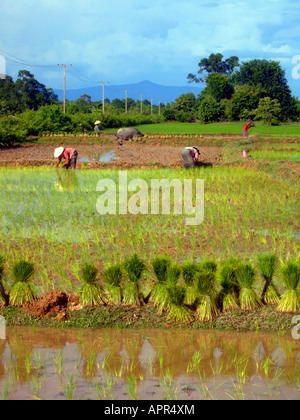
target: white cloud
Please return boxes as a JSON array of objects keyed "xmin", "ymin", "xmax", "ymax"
[{"xmin": 0, "ymin": 0, "xmax": 299, "ymax": 93}]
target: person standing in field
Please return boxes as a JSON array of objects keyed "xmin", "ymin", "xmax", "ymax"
[
  {"xmin": 94, "ymin": 120, "xmax": 101, "ymax": 136},
  {"xmin": 242, "ymin": 120, "xmax": 253, "ymax": 137},
  {"xmin": 181, "ymin": 146, "xmax": 201, "ymax": 168},
  {"xmin": 54, "ymin": 147, "xmax": 78, "ymax": 169}
]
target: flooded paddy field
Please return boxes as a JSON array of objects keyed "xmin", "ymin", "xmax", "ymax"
[{"xmin": 0, "ymin": 327, "xmax": 299, "ymax": 400}]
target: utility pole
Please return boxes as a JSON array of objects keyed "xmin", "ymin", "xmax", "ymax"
[
  {"xmin": 58, "ymin": 64, "xmax": 72, "ymax": 113},
  {"xmin": 140, "ymin": 94, "xmax": 143, "ymax": 113},
  {"xmin": 98, "ymin": 81, "xmax": 109, "ymax": 114},
  {"xmin": 150, "ymin": 98, "xmax": 153, "ymax": 115},
  {"xmin": 123, "ymin": 89, "xmax": 128, "ymax": 113},
  {"xmin": 159, "ymin": 101, "xmax": 161, "ymax": 116}
]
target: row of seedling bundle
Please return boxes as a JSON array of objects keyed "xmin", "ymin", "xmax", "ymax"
[{"xmin": 0, "ymin": 254, "xmax": 299, "ymax": 323}]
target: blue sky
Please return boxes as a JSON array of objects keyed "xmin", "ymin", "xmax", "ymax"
[{"xmin": 1, "ymin": 0, "xmax": 300, "ymax": 96}]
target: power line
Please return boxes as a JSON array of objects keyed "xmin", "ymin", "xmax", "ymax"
[
  {"xmin": 69, "ymin": 66, "xmax": 98, "ymax": 84},
  {"xmin": 0, "ymin": 48, "xmax": 57, "ymax": 68}
]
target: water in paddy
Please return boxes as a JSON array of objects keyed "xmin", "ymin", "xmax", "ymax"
[
  {"xmin": 0, "ymin": 327, "xmax": 299, "ymax": 400},
  {"xmin": 79, "ymin": 150, "xmax": 117, "ymax": 163}
]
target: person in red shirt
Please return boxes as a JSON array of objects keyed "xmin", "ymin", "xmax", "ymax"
[
  {"xmin": 242, "ymin": 120, "xmax": 253, "ymax": 137},
  {"xmin": 54, "ymin": 147, "xmax": 78, "ymax": 169}
]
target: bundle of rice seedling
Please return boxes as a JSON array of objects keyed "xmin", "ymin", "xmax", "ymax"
[
  {"xmin": 195, "ymin": 260, "xmax": 220, "ymax": 322},
  {"xmin": 182, "ymin": 262, "xmax": 200, "ymax": 306},
  {"xmin": 166, "ymin": 285, "xmax": 194, "ymax": 324},
  {"xmin": 0, "ymin": 256, "xmax": 8, "ymax": 306},
  {"xmin": 9, "ymin": 260, "xmax": 37, "ymax": 306},
  {"xmin": 276, "ymin": 260, "xmax": 300, "ymax": 313},
  {"xmin": 123, "ymin": 254, "xmax": 146, "ymax": 306},
  {"xmin": 150, "ymin": 256, "xmax": 171, "ymax": 307},
  {"xmin": 78, "ymin": 263, "xmax": 106, "ymax": 307},
  {"xmin": 236, "ymin": 263, "xmax": 263, "ymax": 311},
  {"xmin": 218, "ymin": 258, "xmax": 241, "ymax": 311},
  {"xmin": 104, "ymin": 264, "xmax": 123, "ymax": 303},
  {"xmin": 167, "ymin": 263, "xmax": 181, "ymax": 285},
  {"xmin": 152, "ymin": 256, "xmax": 171, "ymax": 284},
  {"xmin": 257, "ymin": 253, "xmax": 280, "ymax": 305},
  {"xmin": 154, "ymin": 263, "xmax": 181, "ymax": 313}
]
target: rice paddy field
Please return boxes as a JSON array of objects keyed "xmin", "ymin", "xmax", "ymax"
[
  {"xmin": 0, "ymin": 123, "xmax": 299, "ymax": 400},
  {"xmin": 0, "ymin": 327, "xmax": 299, "ymax": 401},
  {"xmin": 0, "ymin": 165, "xmax": 298, "ymax": 294}
]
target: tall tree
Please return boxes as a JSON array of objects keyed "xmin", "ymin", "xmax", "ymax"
[
  {"xmin": 233, "ymin": 59, "xmax": 298, "ymax": 120},
  {"xmin": 14, "ymin": 70, "xmax": 58, "ymax": 111},
  {"xmin": 200, "ymin": 73, "xmax": 234, "ymax": 102},
  {"xmin": 187, "ymin": 53, "xmax": 239, "ymax": 84}
]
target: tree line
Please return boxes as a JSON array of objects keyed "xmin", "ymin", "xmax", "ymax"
[
  {"xmin": 186, "ymin": 53, "xmax": 299, "ymax": 124},
  {"xmin": 1, "ymin": 54, "xmax": 300, "ymax": 146}
]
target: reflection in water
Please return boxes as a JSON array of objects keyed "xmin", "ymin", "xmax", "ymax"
[
  {"xmin": 0, "ymin": 327, "xmax": 299, "ymax": 400},
  {"xmin": 54, "ymin": 169, "xmax": 79, "ymax": 192},
  {"xmin": 79, "ymin": 150, "xmax": 118, "ymax": 164}
]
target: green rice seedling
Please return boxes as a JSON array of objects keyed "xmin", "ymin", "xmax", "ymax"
[
  {"xmin": 64, "ymin": 373, "xmax": 77, "ymax": 400},
  {"xmin": 195, "ymin": 260, "xmax": 220, "ymax": 322},
  {"xmin": 277, "ymin": 260, "xmax": 300, "ymax": 313},
  {"xmin": 149, "ymin": 256, "xmax": 171, "ymax": 307},
  {"xmin": 186, "ymin": 351, "xmax": 203, "ymax": 374},
  {"xmin": 53, "ymin": 349, "xmax": 64, "ymax": 375},
  {"xmin": 103, "ymin": 264, "xmax": 123, "ymax": 304},
  {"xmin": 156, "ymin": 263, "xmax": 181, "ymax": 313},
  {"xmin": 257, "ymin": 253, "xmax": 280, "ymax": 305},
  {"xmin": 126, "ymin": 375, "xmax": 139, "ymax": 400},
  {"xmin": 78, "ymin": 263, "xmax": 106, "ymax": 307},
  {"xmin": 0, "ymin": 256, "xmax": 9, "ymax": 306},
  {"xmin": 0, "ymin": 382, "xmax": 10, "ymax": 400},
  {"xmin": 166, "ymin": 285, "xmax": 194, "ymax": 324},
  {"xmin": 9, "ymin": 260, "xmax": 37, "ymax": 306},
  {"xmin": 86, "ymin": 351, "xmax": 99, "ymax": 376},
  {"xmin": 236, "ymin": 263, "xmax": 263, "ymax": 311},
  {"xmin": 152, "ymin": 256, "xmax": 171, "ymax": 284},
  {"xmin": 167, "ymin": 263, "xmax": 181, "ymax": 286},
  {"xmin": 218, "ymin": 258, "xmax": 241, "ymax": 311},
  {"xmin": 182, "ymin": 262, "xmax": 200, "ymax": 306},
  {"xmin": 123, "ymin": 254, "xmax": 146, "ymax": 306},
  {"xmin": 160, "ymin": 368, "xmax": 179, "ymax": 400}
]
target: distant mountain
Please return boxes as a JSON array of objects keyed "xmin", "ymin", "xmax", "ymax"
[{"xmin": 53, "ymin": 80, "xmax": 203, "ymax": 104}]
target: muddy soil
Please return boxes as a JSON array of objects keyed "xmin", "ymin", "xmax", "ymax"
[
  {"xmin": 0, "ymin": 137, "xmax": 223, "ymax": 169},
  {"xmin": 22, "ymin": 291, "xmax": 82, "ymax": 321}
]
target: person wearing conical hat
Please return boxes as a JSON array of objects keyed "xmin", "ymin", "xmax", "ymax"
[
  {"xmin": 94, "ymin": 120, "xmax": 101, "ymax": 136},
  {"xmin": 54, "ymin": 147, "xmax": 78, "ymax": 169}
]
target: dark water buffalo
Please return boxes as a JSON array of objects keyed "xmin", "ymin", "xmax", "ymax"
[{"xmin": 115, "ymin": 127, "xmax": 144, "ymax": 142}]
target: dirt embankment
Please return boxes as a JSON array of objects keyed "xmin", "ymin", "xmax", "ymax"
[
  {"xmin": 22, "ymin": 291, "xmax": 82, "ymax": 321},
  {"xmin": 0, "ymin": 137, "xmax": 223, "ymax": 169}
]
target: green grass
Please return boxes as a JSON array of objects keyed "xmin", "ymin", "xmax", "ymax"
[
  {"xmin": 124, "ymin": 121, "xmax": 300, "ymax": 138},
  {"xmin": 250, "ymin": 150, "xmax": 300, "ymax": 162}
]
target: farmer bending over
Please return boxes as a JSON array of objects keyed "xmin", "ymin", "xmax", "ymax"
[
  {"xmin": 54, "ymin": 147, "xmax": 78, "ymax": 169},
  {"xmin": 242, "ymin": 120, "xmax": 253, "ymax": 137},
  {"xmin": 181, "ymin": 147, "xmax": 201, "ymax": 168}
]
